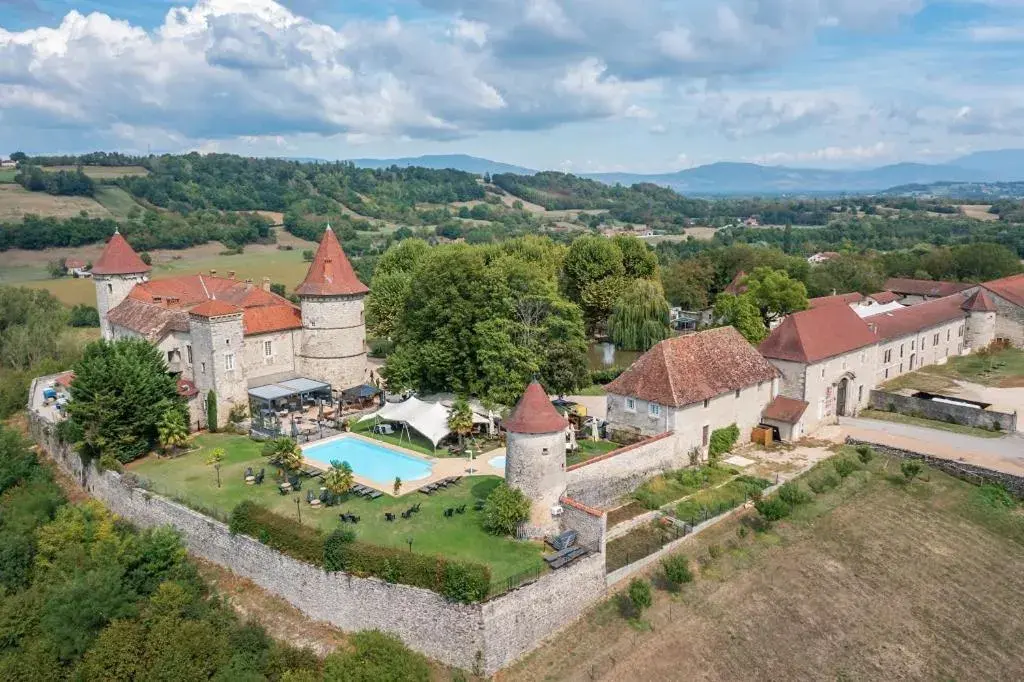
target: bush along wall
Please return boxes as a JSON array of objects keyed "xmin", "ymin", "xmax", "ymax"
[
  {"xmin": 708, "ymin": 423, "xmax": 740, "ymax": 460},
  {"xmin": 230, "ymin": 502, "xmax": 491, "ymax": 603}
]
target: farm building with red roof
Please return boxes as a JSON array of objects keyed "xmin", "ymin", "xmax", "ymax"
[{"xmin": 93, "ymin": 226, "xmax": 369, "ymax": 429}]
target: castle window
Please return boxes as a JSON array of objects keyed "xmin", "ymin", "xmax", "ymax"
[
  {"xmin": 947, "ymin": 330, "xmax": 950, "ymax": 341},
  {"xmin": 107, "ymin": 283, "xmax": 113, "ymax": 294},
  {"xmin": 933, "ymin": 333, "xmax": 939, "ymax": 346},
  {"xmin": 186, "ymin": 345, "xmax": 193, "ymax": 364},
  {"xmin": 734, "ymin": 389, "xmax": 740, "ymax": 398},
  {"xmin": 264, "ymin": 340, "xmax": 273, "ymax": 357},
  {"xmin": 542, "ymin": 448, "xmax": 549, "ymax": 456},
  {"xmin": 649, "ymin": 403, "xmax": 660, "ymax": 418},
  {"xmin": 703, "ymin": 398, "xmax": 710, "ymax": 408},
  {"xmin": 201, "ymin": 362, "xmax": 206, "ymax": 375},
  {"xmin": 225, "ymin": 353, "xmax": 235, "ymax": 371},
  {"xmin": 625, "ymin": 398, "xmax": 636, "ymax": 412},
  {"xmin": 884, "ymin": 349, "xmax": 892, "ymax": 363}
]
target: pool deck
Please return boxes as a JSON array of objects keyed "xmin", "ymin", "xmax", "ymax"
[{"xmin": 301, "ymin": 432, "xmax": 505, "ymax": 496}]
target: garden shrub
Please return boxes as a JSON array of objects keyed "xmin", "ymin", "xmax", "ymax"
[
  {"xmin": 807, "ymin": 471, "xmax": 839, "ymax": 494},
  {"xmin": 777, "ymin": 481, "xmax": 811, "ymax": 507},
  {"xmin": 832, "ymin": 457, "xmax": 858, "ymax": 478},
  {"xmin": 482, "ymin": 483, "xmax": 530, "ymax": 536},
  {"xmin": 322, "ymin": 630, "xmax": 430, "ymax": 682},
  {"xmin": 901, "ymin": 460, "xmax": 922, "ymax": 481},
  {"xmin": 206, "ymin": 390, "xmax": 218, "ymax": 433},
  {"xmin": 754, "ymin": 496, "xmax": 790, "ymax": 523},
  {"xmin": 973, "ymin": 484, "xmax": 1016, "ymax": 510},
  {"xmin": 589, "ymin": 366, "xmax": 625, "ymax": 385},
  {"xmin": 660, "ymin": 555, "xmax": 693, "ymax": 589},
  {"xmin": 708, "ymin": 424, "xmax": 740, "ymax": 460},
  {"xmin": 855, "ymin": 445, "xmax": 874, "ymax": 464},
  {"xmin": 232, "ymin": 503, "xmax": 491, "ymax": 602},
  {"xmin": 707, "ymin": 543, "xmax": 723, "ymax": 559},
  {"xmin": 627, "ymin": 578, "xmax": 652, "ymax": 614}
]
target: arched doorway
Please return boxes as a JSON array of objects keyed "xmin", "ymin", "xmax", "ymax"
[
  {"xmin": 836, "ymin": 378, "xmax": 849, "ymax": 417},
  {"xmin": 909, "ymin": 353, "xmax": 916, "ymax": 371}
]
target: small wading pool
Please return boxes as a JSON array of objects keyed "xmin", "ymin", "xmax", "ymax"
[
  {"xmin": 304, "ymin": 436, "xmax": 433, "ymax": 484},
  {"xmin": 488, "ymin": 455, "xmax": 506, "ymax": 470}
]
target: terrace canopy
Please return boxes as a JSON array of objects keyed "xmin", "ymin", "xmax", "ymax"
[
  {"xmin": 248, "ymin": 377, "xmax": 332, "ymax": 434},
  {"xmin": 358, "ymin": 396, "xmax": 488, "ymax": 448}
]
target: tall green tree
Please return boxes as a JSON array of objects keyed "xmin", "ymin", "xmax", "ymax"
[
  {"xmin": 742, "ymin": 267, "xmax": 809, "ymax": 327},
  {"xmin": 446, "ymin": 397, "xmax": 474, "ymax": 450},
  {"xmin": 612, "ymin": 234, "xmax": 658, "ymax": 279},
  {"xmin": 561, "ymin": 235, "xmax": 625, "ymax": 330},
  {"xmin": 713, "ymin": 293, "xmax": 768, "ymax": 344},
  {"xmin": 157, "ymin": 408, "xmax": 190, "ymax": 454},
  {"xmin": 607, "ymin": 279, "xmax": 671, "ymax": 351},
  {"xmin": 66, "ymin": 338, "xmax": 181, "ymax": 464},
  {"xmin": 323, "ymin": 460, "xmax": 354, "ymax": 497}
]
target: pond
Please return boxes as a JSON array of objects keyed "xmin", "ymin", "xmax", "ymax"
[{"xmin": 587, "ymin": 341, "xmax": 641, "ymax": 371}]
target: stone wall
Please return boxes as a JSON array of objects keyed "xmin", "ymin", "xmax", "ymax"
[
  {"xmin": 868, "ymin": 389, "xmax": 1016, "ymax": 433},
  {"xmin": 565, "ymin": 432, "xmax": 678, "ymax": 508},
  {"xmin": 28, "ymin": 408, "xmax": 613, "ymax": 675},
  {"xmin": 506, "ymin": 430, "xmax": 567, "ymax": 538},
  {"xmin": 845, "ymin": 437, "xmax": 1024, "ymax": 496},
  {"xmin": 298, "ymin": 294, "xmax": 367, "ymax": 390},
  {"xmin": 987, "ymin": 290, "xmax": 1024, "ymax": 348},
  {"xmin": 559, "ymin": 496, "xmax": 607, "ymax": 554}
]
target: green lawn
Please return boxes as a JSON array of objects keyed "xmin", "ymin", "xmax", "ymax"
[
  {"xmin": 567, "ymin": 439, "xmax": 620, "ymax": 466},
  {"xmin": 631, "ymin": 465, "xmax": 738, "ymax": 510},
  {"xmin": 94, "ymin": 186, "xmax": 144, "ymax": 218},
  {"xmin": 574, "ymin": 384, "xmax": 607, "ymax": 396},
  {"xmin": 0, "ymin": 169, "xmax": 16, "ymax": 183},
  {"xmin": 349, "ymin": 418, "xmax": 437, "ymax": 456},
  {"xmin": 673, "ymin": 476, "xmax": 771, "ymax": 524},
  {"xmin": 129, "ymin": 433, "xmax": 545, "ymax": 583},
  {"xmin": 860, "ymin": 408, "xmax": 1006, "ymax": 439}
]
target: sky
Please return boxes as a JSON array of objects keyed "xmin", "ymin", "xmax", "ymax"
[{"xmin": 1, "ymin": 0, "xmax": 1023, "ymax": 173}]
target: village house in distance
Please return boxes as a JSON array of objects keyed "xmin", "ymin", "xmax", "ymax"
[{"xmin": 92, "ymin": 226, "xmax": 369, "ymax": 428}]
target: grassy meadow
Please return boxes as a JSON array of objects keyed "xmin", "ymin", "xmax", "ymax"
[{"xmin": 129, "ymin": 433, "xmax": 545, "ymax": 584}]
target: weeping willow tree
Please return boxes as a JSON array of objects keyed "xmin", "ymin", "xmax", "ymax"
[{"xmin": 607, "ymin": 279, "xmax": 671, "ymax": 351}]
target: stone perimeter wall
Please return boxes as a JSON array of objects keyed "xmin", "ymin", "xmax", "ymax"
[
  {"xmin": 27, "ymin": 408, "xmax": 609, "ymax": 675},
  {"xmin": 845, "ymin": 437, "xmax": 1024, "ymax": 496},
  {"xmin": 565, "ymin": 432, "xmax": 677, "ymax": 508},
  {"xmin": 869, "ymin": 389, "xmax": 1017, "ymax": 433}
]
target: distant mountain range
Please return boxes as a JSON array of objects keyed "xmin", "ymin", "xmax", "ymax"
[{"xmin": 339, "ymin": 150, "xmax": 1024, "ymax": 195}]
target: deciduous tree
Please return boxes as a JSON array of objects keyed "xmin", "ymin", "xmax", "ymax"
[{"xmin": 607, "ymin": 279, "xmax": 671, "ymax": 351}]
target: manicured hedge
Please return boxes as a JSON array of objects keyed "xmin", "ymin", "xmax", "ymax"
[{"xmin": 230, "ymin": 503, "xmax": 491, "ymax": 603}]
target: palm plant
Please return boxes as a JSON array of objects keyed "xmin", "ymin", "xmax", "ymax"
[
  {"xmin": 205, "ymin": 447, "xmax": 225, "ymax": 488},
  {"xmin": 447, "ymin": 397, "xmax": 474, "ymax": 451},
  {"xmin": 263, "ymin": 437, "xmax": 303, "ymax": 476},
  {"xmin": 324, "ymin": 460, "xmax": 354, "ymax": 498},
  {"xmin": 157, "ymin": 408, "xmax": 190, "ymax": 454}
]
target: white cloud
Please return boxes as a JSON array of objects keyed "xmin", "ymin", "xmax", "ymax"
[
  {"xmin": 966, "ymin": 24, "xmax": 1024, "ymax": 42},
  {"xmin": 450, "ymin": 17, "xmax": 488, "ymax": 47},
  {"xmin": 746, "ymin": 142, "xmax": 890, "ymax": 165}
]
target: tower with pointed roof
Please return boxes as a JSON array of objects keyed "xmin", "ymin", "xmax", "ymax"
[
  {"xmin": 93, "ymin": 230, "xmax": 151, "ymax": 340},
  {"xmin": 504, "ymin": 381, "xmax": 569, "ymax": 538},
  {"xmin": 295, "ymin": 226, "xmax": 370, "ymax": 390},
  {"xmin": 963, "ymin": 289, "xmax": 997, "ymax": 350}
]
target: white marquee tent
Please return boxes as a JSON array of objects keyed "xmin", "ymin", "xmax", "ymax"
[{"xmin": 358, "ymin": 397, "xmax": 488, "ymax": 448}]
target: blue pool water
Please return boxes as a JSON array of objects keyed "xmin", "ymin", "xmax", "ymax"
[
  {"xmin": 304, "ymin": 437, "xmax": 433, "ymax": 484},
  {"xmin": 488, "ymin": 455, "xmax": 506, "ymax": 469}
]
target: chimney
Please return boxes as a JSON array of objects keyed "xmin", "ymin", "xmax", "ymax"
[
  {"xmin": 209, "ymin": 269, "xmax": 217, "ymax": 277},
  {"xmin": 228, "ymin": 270, "xmax": 236, "ymax": 279},
  {"xmin": 152, "ymin": 296, "xmax": 162, "ymax": 303},
  {"xmin": 244, "ymin": 278, "xmax": 253, "ymax": 285},
  {"xmin": 867, "ymin": 322, "xmax": 877, "ymax": 335},
  {"xmin": 261, "ymin": 277, "xmax": 271, "ymax": 292}
]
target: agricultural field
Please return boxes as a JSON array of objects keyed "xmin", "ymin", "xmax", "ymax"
[
  {"xmin": 0, "ymin": 183, "xmax": 111, "ymax": 221},
  {"xmin": 93, "ymin": 185, "xmax": 144, "ymax": 218},
  {"xmin": 49, "ymin": 164, "xmax": 150, "ymax": 178},
  {"xmin": 507, "ymin": 453, "xmax": 1024, "ymax": 681},
  {"xmin": 959, "ymin": 204, "xmax": 999, "ymax": 221},
  {"xmin": 0, "ymin": 168, "xmax": 16, "ymax": 183}
]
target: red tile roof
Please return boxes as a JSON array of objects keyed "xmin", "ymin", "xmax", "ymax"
[
  {"xmin": 189, "ymin": 300, "xmax": 243, "ymax": 318},
  {"xmin": 962, "ymin": 289, "xmax": 997, "ymax": 313},
  {"xmin": 867, "ymin": 293, "xmax": 969, "ymax": 342},
  {"xmin": 759, "ymin": 304, "xmax": 877, "ymax": 364},
  {"xmin": 981, "ymin": 273, "xmax": 1024, "ymax": 308},
  {"xmin": 176, "ymin": 378, "xmax": 199, "ymax": 398},
  {"xmin": 91, "ymin": 231, "xmax": 151, "ymax": 275},
  {"xmin": 808, "ymin": 291, "xmax": 864, "ymax": 309},
  {"xmin": 723, "ymin": 271, "xmax": 748, "ymax": 295},
  {"xmin": 868, "ymin": 291, "xmax": 900, "ymax": 305},
  {"xmin": 883, "ymin": 278, "xmax": 971, "ymax": 298},
  {"xmin": 762, "ymin": 396, "xmax": 808, "ymax": 424},
  {"xmin": 606, "ymin": 327, "xmax": 779, "ymax": 408},
  {"xmin": 109, "ymin": 274, "xmax": 302, "ymax": 339},
  {"xmin": 295, "ymin": 226, "xmax": 369, "ymax": 297},
  {"xmin": 503, "ymin": 381, "xmax": 568, "ymax": 434}
]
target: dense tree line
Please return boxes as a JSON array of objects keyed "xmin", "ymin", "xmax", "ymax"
[
  {"xmin": 15, "ymin": 166, "xmax": 96, "ymax": 196},
  {"xmin": 0, "ymin": 427, "xmax": 432, "ymax": 680},
  {"xmin": 15, "ymin": 151, "xmax": 144, "ymax": 167}
]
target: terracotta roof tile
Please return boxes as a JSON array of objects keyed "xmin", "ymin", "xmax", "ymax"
[
  {"xmin": 962, "ymin": 289, "xmax": 997, "ymax": 313},
  {"xmin": 91, "ymin": 232, "xmax": 151, "ymax": 275},
  {"xmin": 883, "ymin": 278, "xmax": 971, "ymax": 298},
  {"xmin": 243, "ymin": 305, "xmax": 303, "ymax": 335},
  {"xmin": 503, "ymin": 381, "xmax": 568, "ymax": 434},
  {"xmin": 762, "ymin": 396, "xmax": 808, "ymax": 424},
  {"xmin": 759, "ymin": 305, "xmax": 877, "ymax": 363},
  {"xmin": 606, "ymin": 327, "xmax": 779, "ymax": 408},
  {"xmin": 867, "ymin": 293, "xmax": 968, "ymax": 341},
  {"xmin": 107, "ymin": 298, "xmax": 189, "ymax": 340},
  {"xmin": 189, "ymin": 300, "xmax": 243, "ymax": 318},
  {"xmin": 981, "ymin": 273, "xmax": 1024, "ymax": 308},
  {"xmin": 295, "ymin": 226, "xmax": 369, "ymax": 297},
  {"xmin": 868, "ymin": 291, "xmax": 900, "ymax": 305},
  {"xmin": 808, "ymin": 291, "xmax": 863, "ymax": 309}
]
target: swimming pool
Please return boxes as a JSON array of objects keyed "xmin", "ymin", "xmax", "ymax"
[
  {"xmin": 488, "ymin": 455, "xmax": 506, "ymax": 470},
  {"xmin": 304, "ymin": 436, "xmax": 433, "ymax": 484}
]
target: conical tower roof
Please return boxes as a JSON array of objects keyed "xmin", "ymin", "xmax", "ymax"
[
  {"xmin": 503, "ymin": 381, "xmax": 568, "ymax": 434},
  {"xmin": 962, "ymin": 289, "xmax": 997, "ymax": 313},
  {"xmin": 91, "ymin": 231, "xmax": 151, "ymax": 275},
  {"xmin": 294, "ymin": 225, "xmax": 369, "ymax": 296}
]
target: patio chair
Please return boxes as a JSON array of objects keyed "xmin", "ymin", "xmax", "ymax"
[
  {"xmin": 443, "ymin": 508, "xmax": 455, "ymax": 518},
  {"xmin": 385, "ymin": 512, "xmax": 395, "ymax": 522},
  {"xmin": 455, "ymin": 504, "xmax": 466, "ymax": 514},
  {"xmin": 401, "ymin": 510, "xmax": 412, "ymax": 519},
  {"xmin": 254, "ymin": 469, "xmax": 265, "ymax": 485},
  {"xmin": 350, "ymin": 515, "xmax": 360, "ymax": 524},
  {"xmin": 278, "ymin": 484, "xmax": 289, "ymax": 495},
  {"xmin": 306, "ymin": 490, "xmax": 315, "ymax": 504},
  {"xmin": 244, "ymin": 467, "xmax": 254, "ymax": 479},
  {"xmin": 288, "ymin": 475, "xmax": 302, "ymax": 492},
  {"xmin": 411, "ymin": 503, "xmax": 421, "ymax": 513}
]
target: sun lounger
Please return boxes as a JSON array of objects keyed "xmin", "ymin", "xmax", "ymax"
[
  {"xmin": 419, "ymin": 486, "xmax": 434, "ymax": 495},
  {"xmin": 549, "ymin": 530, "xmax": 577, "ymax": 552},
  {"xmin": 549, "ymin": 546, "xmax": 587, "ymax": 570},
  {"xmin": 544, "ymin": 546, "xmax": 578, "ymax": 564},
  {"xmin": 368, "ymin": 491, "xmax": 383, "ymax": 500}
]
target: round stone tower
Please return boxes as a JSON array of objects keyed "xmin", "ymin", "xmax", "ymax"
[
  {"xmin": 92, "ymin": 230, "xmax": 151, "ymax": 340},
  {"xmin": 295, "ymin": 226, "xmax": 369, "ymax": 390},
  {"xmin": 962, "ymin": 289, "xmax": 997, "ymax": 351},
  {"xmin": 504, "ymin": 381, "xmax": 569, "ymax": 539}
]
